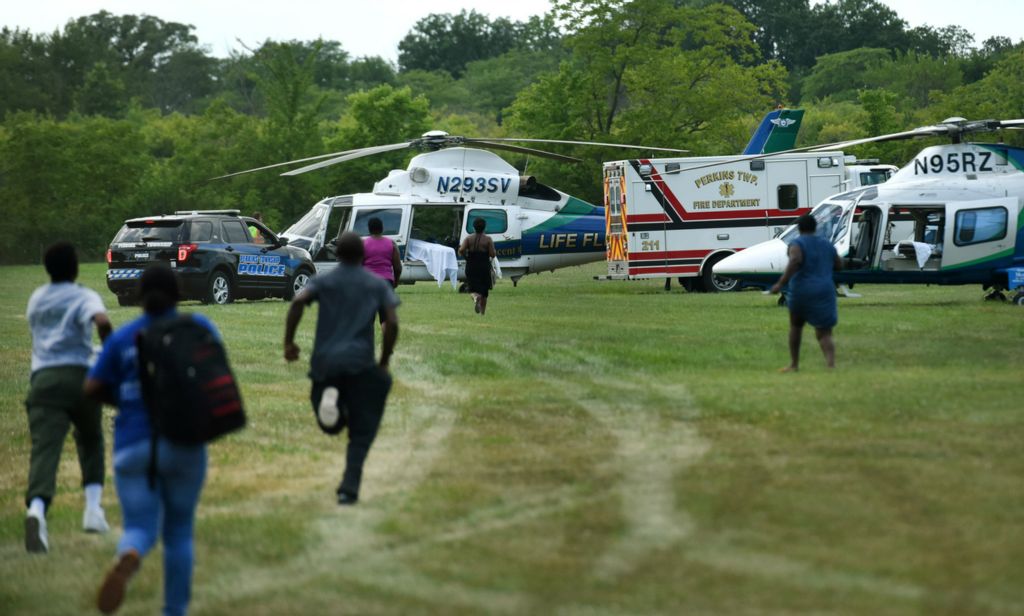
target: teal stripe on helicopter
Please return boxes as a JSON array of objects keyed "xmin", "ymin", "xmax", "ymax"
[{"xmin": 521, "ymin": 197, "xmax": 605, "ymax": 255}]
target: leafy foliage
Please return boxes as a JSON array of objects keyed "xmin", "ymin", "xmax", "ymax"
[
  {"xmin": 1, "ymin": 5, "xmax": 1022, "ymax": 262},
  {"xmin": 397, "ymin": 10, "xmax": 560, "ymax": 78}
]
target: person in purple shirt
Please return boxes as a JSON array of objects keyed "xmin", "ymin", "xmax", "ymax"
[
  {"xmin": 362, "ymin": 216, "xmax": 402, "ymax": 287},
  {"xmin": 85, "ymin": 265, "xmax": 219, "ymax": 616}
]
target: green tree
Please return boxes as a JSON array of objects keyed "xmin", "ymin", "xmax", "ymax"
[
  {"xmin": 460, "ymin": 48, "xmax": 565, "ymax": 124},
  {"xmin": 319, "ymin": 85, "xmax": 432, "ymax": 196},
  {"xmin": 397, "ymin": 10, "xmax": 559, "ymax": 77},
  {"xmin": 0, "ymin": 28, "xmax": 56, "ymax": 116},
  {"xmin": 397, "ymin": 69, "xmax": 470, "ymax": 113},
  {"xmin": 74, "ymin": 62, "xmax": 127, "ymax": 116},
  {"xmin": 347, "ymin": 56, "xmax": 397, "ymax": 90},
  {"xmin": 0, "ymin": 112, "xmax": 149, "ymax": 262},
  {"xmin": 929, "ymin": 48, "xmax": 1024, "ymax": 125},
  {"xmin": 868, "ymin": 52, "xmax": 962, "ymax": 108},
  {"xmin": 49, "ymin": 11, "xmax": 208, "ymax": 114},
  {"xmin": 801, "ymin": 47, "xmax": 890, "ymax": 102},
  {"xmin": 506, "ymin": 0, "xmax": 787, "ymax": 202},
  {"xmin": 804, "ymin": 0, "xmax": 911, "ymax": 63},
  {"xmin": 722, "ymin": 0, "xmax": 813, "ymax": 69}
]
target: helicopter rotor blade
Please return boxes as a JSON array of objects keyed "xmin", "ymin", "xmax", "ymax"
[
  {"xmin": 469, "ymin": 140, "xmax": 583, "ymax": 163},
  {"xmin": 209, "ymin": 148, "xmax": 372, "ymax": 181},
  {"xmin": 280, "ymin": 142, "xmax": 413, "ymax": 176},
  {"xmin": 471, "ymin": 137, "xmax": 689, "ymax": 154},
  {"xmin": 665, "ymin": 118, "xmax": 1024, "ymax": 176}
]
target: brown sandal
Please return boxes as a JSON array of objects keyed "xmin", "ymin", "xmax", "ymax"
[{"xmin": 97, "ymin": 549, "xmax": 140, "ymax": 614}]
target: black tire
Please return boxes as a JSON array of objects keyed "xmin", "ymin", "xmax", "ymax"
[
  {"xmin": 679, "ymin": 277, "xmax": 695, "ymax": 292},
  {"xmin": 700, "ymin": 254, "xmax": 739, "ymax": 293},
  {"xmin": 116, "ymin": 295, "xmax": 137, "ymax": 307},
  {"xmin": 205, "ymin": 270, "xmax": 233, "ymax": 305},
  {"xmin": 285, "ymin": 268, "xmax": 313, "ymax": 301},
  {"xmin": 1013, "ymin": 292, "xmax": 1024, "ymax": 306}
]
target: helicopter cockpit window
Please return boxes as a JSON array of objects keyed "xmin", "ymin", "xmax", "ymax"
[
  {"xmin": 954, "ymin": 207, "xmax": 1007, "ymax": 246},
  {"xmin": 781, "ymin": 202, "xmax": 844, "ymax": 243},
  {"xmin": 777, "ymin": 184, "xmax": 799, "ymax": 210},
  {"xmin": 465, "ymin": 209, "xmax": 508, "ymax": 234},
  {"xmin": 284, "ymin": 205, "xmax": 328, "ymax": 238},
  {"xmin": 353, "ymin": 208, "xmax": 402, "ymax": 236}
]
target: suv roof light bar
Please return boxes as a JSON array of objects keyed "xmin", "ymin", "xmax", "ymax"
[{"xmin": 173, "ymin": 209, "xmax": 241, "ymax": 216}]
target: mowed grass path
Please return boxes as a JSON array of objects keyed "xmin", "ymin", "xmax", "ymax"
[{"xmin": 1, "ymin": 262, "xmax": 1022, "ymax": 615}]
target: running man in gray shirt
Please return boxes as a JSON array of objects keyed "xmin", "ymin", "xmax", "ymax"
[{"xmin": 283, "ymin": 232, "xmax": 400, "ymax": 505}]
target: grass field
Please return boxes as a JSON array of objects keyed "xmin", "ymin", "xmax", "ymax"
[{"xmin": 1, "ymin": 262, "xmax": 1022, "ymax": 615}]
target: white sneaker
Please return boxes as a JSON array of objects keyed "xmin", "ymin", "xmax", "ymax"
[
  {"xmin": 25, "ymin": 510, "xmax": 49, "ymax": 553},
  {"xmin": 83, "ymin": 506, "xmax": 110, "ymax": 534},
  {"xmin": 318, "ymin": 386, "xmax": 340, "ymax": 427}
]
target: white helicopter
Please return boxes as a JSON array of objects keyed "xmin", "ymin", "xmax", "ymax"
[
  {"xmin": 712, "ymin": 118, "xmax": 1024, "ymax": 305},
  {"xmin": 217, "ymin": 131, "xmax": 688, "ymax": 286}
]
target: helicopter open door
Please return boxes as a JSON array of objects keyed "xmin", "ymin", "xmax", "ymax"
[
  {"xmin": 461, "ymin": 206, "xmax": 523, "ymax": 260},
  {"xmin": 941, "ymin": 198, "xmax": 1017, "ymax": 271},
  {"xmin": 350, "ymin": 204, "xmax": 412, "ymax": 251}
]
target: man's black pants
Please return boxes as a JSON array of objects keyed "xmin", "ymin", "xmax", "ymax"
[{"xmin": 310, "ymin": 367, "xmax": 392, "ymax": 498}]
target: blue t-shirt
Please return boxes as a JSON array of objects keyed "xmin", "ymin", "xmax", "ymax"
[
  {"xmin": 88, "ymin": 310, "xmax": 220, "ymax": 450},
  {"xmin": 790, "ymin": 234, "xmax": 838, "ymax": 297},
  {"xmin": 27, "ymin": 282, "xmax": 106, "ymax": 373}
]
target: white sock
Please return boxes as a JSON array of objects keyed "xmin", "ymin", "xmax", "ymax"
[
  {"xmin": 28, "ymin": 498, "xmax": 45, "ymax": 518},
  {"xmin": 84, "ymin": 484, "xmax": 103, "ymax": 510}
]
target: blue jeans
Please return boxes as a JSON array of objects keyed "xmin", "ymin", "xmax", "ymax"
[{"xmin": 114, "ymin": 437, "xmax": 207, "ymax": 616}]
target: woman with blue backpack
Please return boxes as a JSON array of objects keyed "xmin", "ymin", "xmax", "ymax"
[{"xmin": 85, "ymin": 265, "xmax": 231, "ymax": 615}]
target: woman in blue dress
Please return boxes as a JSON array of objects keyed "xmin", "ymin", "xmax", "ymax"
[{"xmin": 770, "ymin": 214, "xmax": 842, "ymax": 371}]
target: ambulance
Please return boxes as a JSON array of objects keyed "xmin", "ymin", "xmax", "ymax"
[{"xmin": 601, "ymin": 153, "xmax": 894, "ymax": 291}]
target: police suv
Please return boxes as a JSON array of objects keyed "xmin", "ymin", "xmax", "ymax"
[{"xmin": 106, "ymin": 210, "xmax": 315, "ymax": 306}]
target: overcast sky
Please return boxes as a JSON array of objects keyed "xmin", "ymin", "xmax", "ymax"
[{"xmin": 5, "ymin": 1, "xmax": 1022, "ymax": 63}]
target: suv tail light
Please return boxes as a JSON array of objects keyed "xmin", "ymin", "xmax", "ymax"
[
  {"xmin": 177, "ymin": 243, "xmax": 198, "ymax": 263},
  {"xmin": 106, "ymin": 249, "xmax": 112, "ymax": 264}
]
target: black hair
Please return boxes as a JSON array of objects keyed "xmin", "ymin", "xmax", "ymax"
[
  {"xmin": 367, "ymin": 216, "xmax": 384, "ymax": 235},
  {"xmin": 797, "ymin": 214, "xmax": 817, "ymax": 234},
  {"xmin": 337, "ymin": 231, "xmax": 365, "ymax": 265},
  {"xmin": 140, "ymin": 264, "xmax": 180, "ymax": 315},
  {"xmin": 44, "ymin": 241, "xmax": 78, "ymax": 282},
  {"xmin": 473, "ymin": 217, "xmax": 486, "ymax": 233}
]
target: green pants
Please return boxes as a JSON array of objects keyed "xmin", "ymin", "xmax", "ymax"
[{"xmin": 25, "ymin": 365, "xmax": 105, "ymax": 510}]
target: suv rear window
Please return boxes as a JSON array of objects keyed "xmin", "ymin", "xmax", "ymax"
[
  {"xmin": 113, "ymin": 221, "xmax": 183, "ymax": 243},
  {"xmin": 189, "ymin": 220, "xmax": 214, "ymax": 242}
]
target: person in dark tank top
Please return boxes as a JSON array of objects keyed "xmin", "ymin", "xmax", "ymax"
[
  {"xmin": 770, "ymin": 214, "xmax": 842, "ymax": 372},
  {"xmin": 458, "ymin": 218, "xmax": 496, "ymax": 315}
]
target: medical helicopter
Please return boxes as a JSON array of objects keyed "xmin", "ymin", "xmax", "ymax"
[
  {"xmin": 712, "ymin": 118, "xmax": 1024, "ymax": 305},
  {"xmin": 216, "ymin": 110, "xmax": 802, "ymax": 286}
]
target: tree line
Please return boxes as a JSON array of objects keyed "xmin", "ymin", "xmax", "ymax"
[{"xmin": 2, "ymin": 0, "xmax": 1022, "ymax": 263}]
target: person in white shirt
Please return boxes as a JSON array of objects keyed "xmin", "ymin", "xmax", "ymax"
[{"xmin": 24, "ymin": 242, "xmax": 113, "ymax": 553}]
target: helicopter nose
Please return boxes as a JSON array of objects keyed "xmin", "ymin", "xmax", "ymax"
[{"xmin": 714, "ymin": 239, "xmax": 789, "ymax": 275}]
